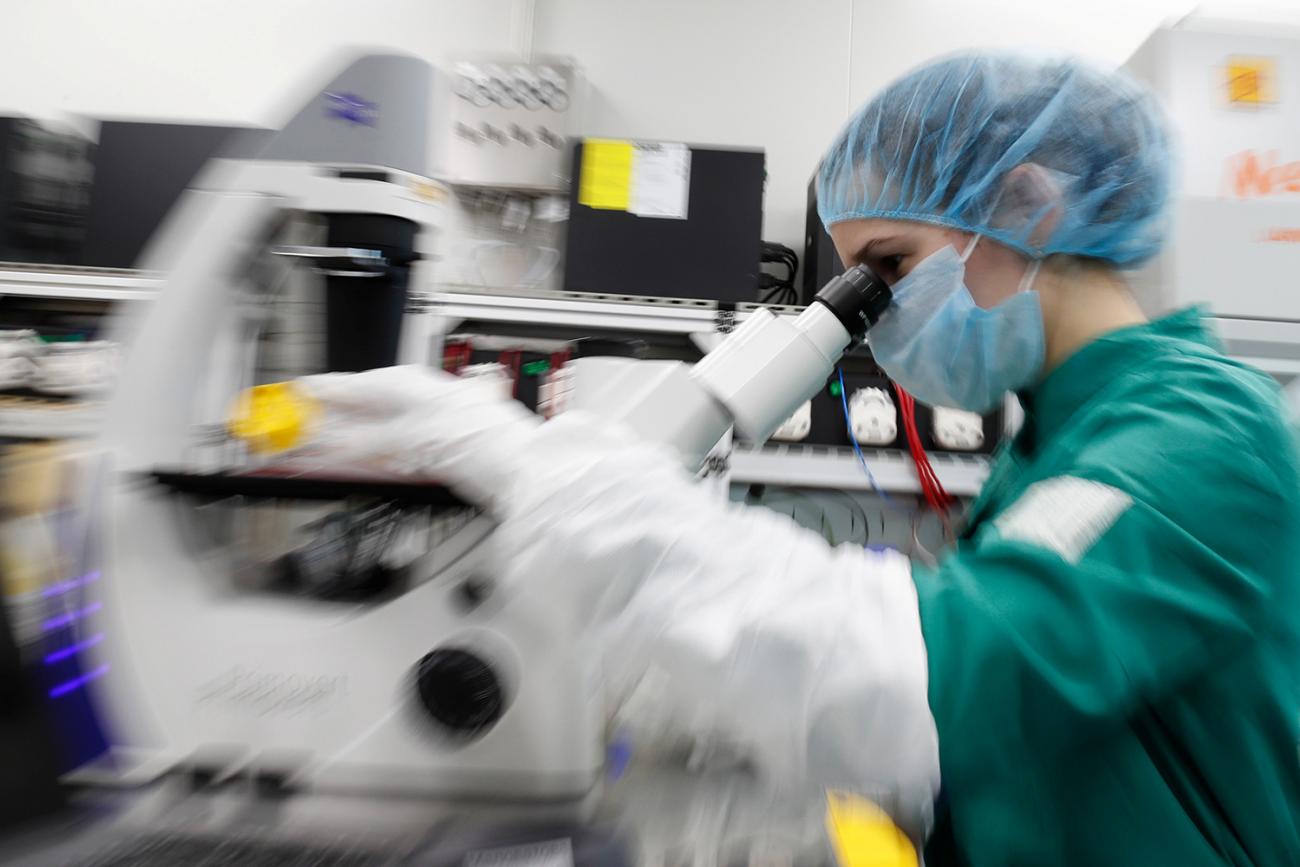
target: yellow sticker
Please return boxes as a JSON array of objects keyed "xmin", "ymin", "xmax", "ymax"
[
  {"xmin": 1226, "ymin": 57, "xmax": 1278, "ymax": 105},
  {"xmin": 578, "ymin": 138, "xmax": 634, "ymax": 210},
  {"xmin": 825, "ymin": 791, "xmax": 919, "ymax": 867}
]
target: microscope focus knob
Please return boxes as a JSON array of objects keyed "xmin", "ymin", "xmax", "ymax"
[{"xmin": 414, "ymin": 648, "xmax": 505, "ymax": 738}]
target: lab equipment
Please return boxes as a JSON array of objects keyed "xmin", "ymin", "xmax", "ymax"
[
  {"xmin": 0, "ymin": 117, "xmax": 94, "ymax": 266},
  {"xmin": 802, "ymin": 174, "xmax": 846, "ymax": 306},
  {"xmin": 436, "ymin": 59, "xmax": 578, "ymax": 190},
  {"xmin": 81, "ymin": 122, "xmax": 271, "ymax": 269},
  {"xmin": 0, "ymin": 592, "xmax": 65, "ymax": 831},
  {"xmin": 0, "ymin": 329, "xmax": 42, "ymax": 389},
  {"xmin": 930, "ymin": 406, "xmax": 985, "ymax": 452},
  {"xmin": 28, "ymin": 341, "xmax": 118, "ymax": 396},
  {"xmin": 557, "ymin": 262, "xmax": 892, "ymax": 466},
  {"xmin": 287, "ymin": 263, "xmax": 891, "ymax": 476},
  {"xmin": 773, "ymin": 358, "xmax": 1003, "ymax": 457},
  {"xmin": 848, "ymin": 386, "xmax": 897, "ymax": 447},
  {"xmin": 770, "ymin": 399, "xmax": 812, "ymax": 442},
  {"xmin": 817, "ymin": 53, "xmax": 1171, "ymax": 266},
  {"xmin": 866, "ymin": 243, "xmax": 1045, "ymax": 413},
  {"xmin": 69, "ymin": 54, "xmax": 604, "ymax": 800},
  {"xmin": 563, "ymin": 140, "xmax": 766, "ymax": 303}
]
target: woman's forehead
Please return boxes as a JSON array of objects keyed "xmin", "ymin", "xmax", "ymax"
[{"xmin": 829, "ymin": 219, "xmax": 954, "ymax": 257}]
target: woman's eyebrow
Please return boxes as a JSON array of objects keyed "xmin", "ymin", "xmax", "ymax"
[{"xmin": 851, "ymin": 235, "xmax": 901, "ymax": 264}]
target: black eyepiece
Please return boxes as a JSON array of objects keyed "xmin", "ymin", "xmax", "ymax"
[{"xmin": 813, "ymin": 264, "xmax": 892, "ymax": 339}]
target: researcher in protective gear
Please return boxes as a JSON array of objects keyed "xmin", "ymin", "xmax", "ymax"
[{"xmin": 291, "ymin": 54, "xmax": 1300, "ymax": 864}]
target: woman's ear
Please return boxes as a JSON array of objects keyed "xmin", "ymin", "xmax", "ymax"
[{"xmin": 996, "ymin": 163, "xmax": 1065, "ymax": 248}]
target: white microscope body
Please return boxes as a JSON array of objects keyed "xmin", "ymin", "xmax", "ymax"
[{"xmin": 66, "ymin": 55, "xmax": 601, "ymax": 797}]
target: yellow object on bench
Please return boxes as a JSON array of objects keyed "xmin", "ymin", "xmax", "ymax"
[
  {"xmin": 228, "ymin": 382, "xmax": 317, "ymax": 454},
  {"xmin": 825, "ymin": 790, "xmax": 918, "ymax": 867}
]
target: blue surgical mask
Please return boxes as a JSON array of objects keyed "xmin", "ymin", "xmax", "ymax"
[{"xmin": 866, "ymin": 239, "xmax": 1045, "ymax": 413}]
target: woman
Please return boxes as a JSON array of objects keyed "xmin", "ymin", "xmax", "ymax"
[{"xmin": 298, "ymin": 54, "xmax": 1300, "ymax": 864}]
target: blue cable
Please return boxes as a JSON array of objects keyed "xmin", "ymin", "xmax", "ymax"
[{"xmin": 837, "ymin": 367, "xmax": 897, "ymax": 509}]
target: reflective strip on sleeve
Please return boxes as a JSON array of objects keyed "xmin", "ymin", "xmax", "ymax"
[{"xmin": 991, "ymin": 476, "xmax": 1133, "ymax": 564}]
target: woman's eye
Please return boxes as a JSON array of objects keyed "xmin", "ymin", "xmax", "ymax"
[{"xmin": 875, "ymin": 254, "xmax": 904, "ymax": 279}]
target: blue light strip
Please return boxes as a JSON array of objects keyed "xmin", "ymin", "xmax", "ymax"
[
  {"xmin": 48, "ymin": 664, "xmax": 110, "ymax": 699},
  {"xmin": 40, "ymin": 602, "xmax": 102, "ymax": 633},
  {"xmin": 41, "ymin": 570, "xmax": 102, "ymax": 599},
  {"xmin": 43, "ymin": 633, "xmax": 105, "ymax": 665}
]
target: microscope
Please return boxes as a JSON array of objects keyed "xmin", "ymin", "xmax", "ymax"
[
  {"xmin": 48, "ymin": 55, "xmax": 597, "ymax": 798},
  {"xmin": 53, "ymin": 52, "xmax": 892, "ymax": 802}
]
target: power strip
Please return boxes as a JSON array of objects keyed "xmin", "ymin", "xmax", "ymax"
[
  {"xmin": 771, "ymin": 400, "xmax": 812, "ymax": 442},
  {"xmin": 849, "ymin": 387, "xmax": 898, "ymax": 446},
  {"xmin": 931, "ymin": 405, "xmax": 986, "ymax": 451}
]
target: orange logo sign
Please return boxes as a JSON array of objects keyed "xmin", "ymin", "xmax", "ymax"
[{"xmin": 1225, "ymin": 150, "xmax": 1300, "ymax": 198}]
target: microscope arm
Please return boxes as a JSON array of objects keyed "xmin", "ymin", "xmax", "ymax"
[{"xmin": 569, "ymin": 265, "xmax": 893, "ymax": 469}]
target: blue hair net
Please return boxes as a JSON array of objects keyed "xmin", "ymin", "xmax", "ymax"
[{"xmin": 817, "ymin": 53, "xmax": 1172, "ymax": 265}]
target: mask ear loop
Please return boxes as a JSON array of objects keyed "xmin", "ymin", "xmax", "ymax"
[
  {"xmin": 959, "ymin": 234, "xmax": 980, "ymax": 263},
  {"xmin": 962, "ymin": 231, "xmax": 1041, "ymax": 294},
  {"xmin": 1017, "ymin": 258, "xmax": 1042, "ymax": 294}
]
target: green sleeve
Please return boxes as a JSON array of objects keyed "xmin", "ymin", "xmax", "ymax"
[{"xmin": 915, "ymin": 390, "xmax": 1291, "ymax": 790}]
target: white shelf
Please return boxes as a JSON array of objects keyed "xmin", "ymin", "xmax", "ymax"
[
  {"xmin": 730, "ymin": 444, "xmax": 991, "ymax": 497},
  {"xmin": 1213, "ymin": 316, "xmax": 1300, "ymax": 377},
  {"xmin": 430, "ymin": 288, "xmax": 801, "ymax": 336},
  {"xmin": 0, "ymin": 401, "xmax": 104, "ymax": 439},
  {"xmin": 0, "ymin": 264, "xmax": 160, "ymax": 303}
]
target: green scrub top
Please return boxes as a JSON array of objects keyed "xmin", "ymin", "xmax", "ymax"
[{"xmin": 915, "ymin": 308, "xmax": 1300, "ymax": 866}]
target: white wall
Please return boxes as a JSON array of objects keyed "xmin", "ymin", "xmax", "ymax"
[
  {"xmin": 532, "ymin": 0, "xmax": 850, "ymax": 271},
  {"xmin": 535, "ymin": 0, "xmax": 1192, "ymax": 262},
  {"xmin": 0, "ymin": 0, "xmax": 517, "ymax": 124},
  {"xmin": 4, "ymin": 0, "xmax": 1284, "ymax": 262}
]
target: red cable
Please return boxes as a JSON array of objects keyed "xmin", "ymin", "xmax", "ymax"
[
  {"xmin": 916, "ymin": 425, "xmax": 952, "ymax": 509},
  {"xmin": 894, "ymin": 384, "xmax": 955, "ymax": 514}
]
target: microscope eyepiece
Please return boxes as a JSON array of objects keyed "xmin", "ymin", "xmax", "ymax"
[{"xmin": 813, "ymin": 264, "xmax": 892, "ymax": 339}]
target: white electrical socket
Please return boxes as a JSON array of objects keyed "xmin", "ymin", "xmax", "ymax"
[
  {"xmin": 849, "ymin": 387, "xmax": 897, "ymax": 446},
  {"xmin": 771, "ymin": 400, "xmax": 812, "ymax": 442},
  {"xmin": 932, "ymin": 405, "xmax": 985, "ymax": 451}
]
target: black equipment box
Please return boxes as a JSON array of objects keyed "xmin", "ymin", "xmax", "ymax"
[
  {"xmin": 563, "ymin": 140, "xmax": 765, "ymax": 303},
  {"xmin": 81, "ymin": 122, "xmax": 269, "ymax": 268},
  {"xmin": 0, "ymin": 116, "xmax": 94, "ymax": 266},
  {"xmin": 801, "ymin": 173, "xmax": 845, "ymax": 305}
]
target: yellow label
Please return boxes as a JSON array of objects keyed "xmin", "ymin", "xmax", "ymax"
[
  {"xmin": 825, "ymin": 791, "xmax": 919, "ymax": 867},
  {"xmin": 1226, "ymin": 57, "xmax": 1277, "ymax": 105},
  {"xmin": 577, "ymin": 138, "xmax": 634, "ymax": 210}
]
